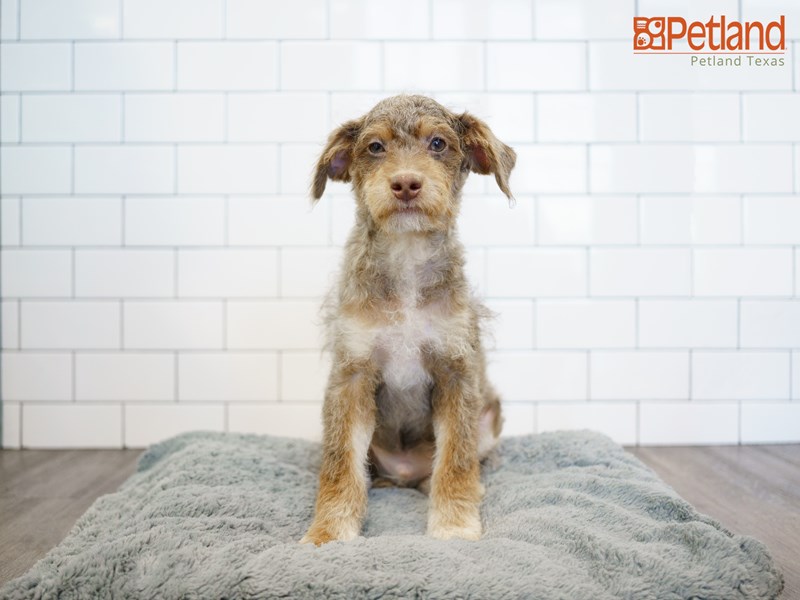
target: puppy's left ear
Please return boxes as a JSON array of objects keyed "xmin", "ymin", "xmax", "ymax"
[
  {"xmin": 457, "ymin": 113, "xmax": 516, "ymax": 200},
  {"xmin": 311, "ymin": 117, "xmax": 363, "ymax": 203}
]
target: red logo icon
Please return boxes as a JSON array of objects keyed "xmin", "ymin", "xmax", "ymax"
[{"xmin": 633, "ymin": 17, "xmax": 666, "ymax": 50}]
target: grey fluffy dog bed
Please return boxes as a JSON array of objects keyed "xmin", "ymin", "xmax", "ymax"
[{"xmin": 2, "ymin": 430, "xmax": 783, "ymax": 599}]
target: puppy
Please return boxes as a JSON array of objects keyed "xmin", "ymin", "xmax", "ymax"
[{"xmin": 301, "ymin": 95, "xmax": 516, "ymax": 545}]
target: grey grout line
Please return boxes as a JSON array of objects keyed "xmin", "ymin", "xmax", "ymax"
[
  {"xmin": 221, "ymin": 0, "xmax": 227, "ymax": 38},
  {"xmin": 19, "ymin": 404, "xmax": 24, "ymax": 448},
  {"xmin": 584, "ymin": 40, "xmax": 590, "ymax": 91},
  {"xmin": 4, "ymin": 294, "xmax": 800, "ymax": 302},
  {"xmin": 11, "ymin": 241, "xmax": 800, "ymax": 252},
  {"xmin": 3, "ymin": 88, "xmax": 799, "ymax": 95},
  {"xmin": 4, "ymin": 139, "xmax": 800, "ymax": 147},
  {"xmin": 325, "ymin": 0, "xmax": 331, "ymax": 39},
  {"xmin": 6, "ymin": 347, "xmax": 794, "ymax": 355},
  {"xmin": 737, "ymin": 400, "xmax": 742, "ymax": 445},
  {"xmin": 24, "ymin": 35, "xmax": 792, "ymax": 44}
]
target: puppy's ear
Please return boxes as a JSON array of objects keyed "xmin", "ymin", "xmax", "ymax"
[
  {"xmin": 457, "ymin": 113, "xmax": 516, "ymax": 200},
  {"xmin": 311, "ymin": 118, "xmax": 363, "ymax": 202}
]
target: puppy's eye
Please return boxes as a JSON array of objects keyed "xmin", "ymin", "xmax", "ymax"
[
  {"xmin": 429, "ymin": 137, "xmax": 447, "ymax": 152},
  {"xmin": 368, "ymin": 142, "xmax": 385, "ymax": 154}
]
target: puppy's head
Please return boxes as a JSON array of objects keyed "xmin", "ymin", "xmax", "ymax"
[{"xmin": 312, "ymin": 95, "xmax": 516, "ymax": 233}]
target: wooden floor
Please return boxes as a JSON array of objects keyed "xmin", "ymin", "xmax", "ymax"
[
  {"xmin": 0, "ymin": 449, "xmax": 142, "ymax": 587},
  {"xmin": 1, "ymin": 445, "xmax": 798, "ymax": 598},
  {"xmin": 628, "ymin": 445, "xmax": 800, "ymax": 599}
]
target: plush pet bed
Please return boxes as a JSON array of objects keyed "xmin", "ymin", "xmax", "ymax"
[{"xmin": 2, "ymin": 430, "xmax": 783, "ymax": 599}]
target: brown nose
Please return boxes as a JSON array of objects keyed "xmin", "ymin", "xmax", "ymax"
[{"xmin": 390, "ymin": 174, "xmax": 422, "ymax": 201}]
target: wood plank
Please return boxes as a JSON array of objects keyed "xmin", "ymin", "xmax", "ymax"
[
  {"xmin": 0, "ymin": 496, "xmax": 100, "ymax": 585},
  {"xmin": 0, "ymin": 449, "xmax": 141, "ymax": 585},
  {"xmin": 629, "ymin": 445, "xmax": 800, "ymax": 600}
]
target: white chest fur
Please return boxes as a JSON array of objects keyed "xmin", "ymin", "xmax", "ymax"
[
  {"xmin": 375, "ymin": 306, "xmax": 437, "ymax": 392},
  {"xmin": 332, "ymin": 234, "xmax": 466, "ymax": 388}
]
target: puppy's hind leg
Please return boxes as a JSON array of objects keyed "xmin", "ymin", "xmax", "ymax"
[
  {"xmin": 301, "ymin": 360, "xmax": 378, "ymax": 546},
  {"xmin": 477, "ymin": 386, "xmax": 503, "ymax": 463}
]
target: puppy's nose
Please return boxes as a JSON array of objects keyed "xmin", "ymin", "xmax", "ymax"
[{"xmin": 390, "ymin": 173, "xmax": 422, "ymax": 201}]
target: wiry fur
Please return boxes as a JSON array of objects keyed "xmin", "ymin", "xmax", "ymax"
[{"xmin": 301, "ymin": 95, "xmax": 516, "ymax": 545}]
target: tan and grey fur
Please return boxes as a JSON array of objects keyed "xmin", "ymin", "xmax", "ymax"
[{"xmin": 301, "ymin": 95, "xmax": 516, "ymax": 545}]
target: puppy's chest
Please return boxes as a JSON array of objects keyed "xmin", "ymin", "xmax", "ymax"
[
  {"xmin": 338, "ymin": 245, "xmax": 462, "ymax": 386},
  {"xmin": 355, "ymin": 281, "xmax": 445, "ymax": 385},
  {"xmin": 372, "ymin": 300, "xmax": 440, "ymax": 390}
]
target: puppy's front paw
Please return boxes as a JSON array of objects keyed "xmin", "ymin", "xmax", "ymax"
[
  {"xmin": 299, "ymin": 531, "xmax": 331, "ymax": 546},
  {"xmin": 427, "ymin": 506, "xmax": 482, "ymax": 541},
  {"xmin": 299, "ymin": 519, "xmax": 359, "ymax": 546}
]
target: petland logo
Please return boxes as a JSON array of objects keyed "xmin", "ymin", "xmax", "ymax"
[{"xmin": 634, "ymin": 15, "xmax": 786, "ymax": 66}]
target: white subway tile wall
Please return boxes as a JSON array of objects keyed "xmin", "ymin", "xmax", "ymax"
[{"xmin": 1, "ymin": 0, "xmax": 799, "ymax": 448}]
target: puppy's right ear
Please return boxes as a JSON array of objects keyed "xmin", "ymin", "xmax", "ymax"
[{"xmin": 311, "ymin": 118, "xmax": 363, "ymax": 202}]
